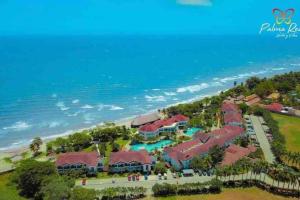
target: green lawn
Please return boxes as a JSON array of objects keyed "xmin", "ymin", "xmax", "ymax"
[
  {"xmin": 0, "ymin": 173, "xmax": 26, "ymax": 200},
  {"xmin": 271, "ymin": 113, "xmax": 300, "ymax": 152},
  {"xmin": 145, "ymin": 187, "xmax": 297, "ymax": 200}
]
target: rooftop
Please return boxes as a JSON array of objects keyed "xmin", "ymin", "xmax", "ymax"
[
  {"xmin": 109, "ymin": 150, "xmax": 152, "ymax": 165},
  {"xmin": 56, "ymin": 151, "xmax": 100, "ymax": 167},
  {"xmin": 131, "ymin": 113, "xmax": 161, "ymax": 127},
  {"xmin": 139, "ymin": 114, "xmax": 189, "ymax": 133},
  {"xmin": 221, "ymin": 144, "xmax": 256, "ymax": 166}
]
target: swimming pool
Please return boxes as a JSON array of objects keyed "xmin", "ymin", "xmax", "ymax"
[
  {"xmin": 185, "ymin": 127, "xmax": 202, "ymax": 136},
  {"xmin": 130, "ymin": 140, "xmax": 174, "ymax": 152}
]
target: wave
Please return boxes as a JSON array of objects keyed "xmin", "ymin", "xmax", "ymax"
[
  {"xmin": 214, "ymin": 70, "xmax": 269, "ymax": 83},
  {"xmin": 176, "ymin": 83, "xmax": 209, "ymax": 93},
  {"xmin": 81, "ymin": 104, "xmax": 94, "ymax": 109},
  {"xmin": 2, "ymin": 121, "xmax": 32, "ymax": 131},
  {"xmin": 109, "ymin": 105, "xmax": 124, "ymax": 111},
  {"xmin": 152, "ymin": 88, "xmax": 161, "ymax": 91},
  {"xmin": 56, "ymin": 101, "xmax": 70, "ymax": 111},
  {"xmin": 145, "ymin": 95, "xmax": 166, "ymax": 102},
  {"xmin": 271, "ymin": 67, "xmax": 286, "ymax": 71},
  {"xmin": 51, "ymin": 93, "xmax": 57, "ymax": 98},
  {"xmin": 290, "ymin": 63, "xmax": 300, "ymax": 66},
  {"xmin": 164, "ymin": 92, "xmax": 177, "ymax": 96},
  {"xmin": 72, "ymin": 99, "xmax": 80, "ymax": 104}
]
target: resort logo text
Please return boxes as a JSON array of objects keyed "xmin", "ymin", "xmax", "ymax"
[{"xmin": 259, "ymin": 8, "xmax": 300, "ymax": 39}]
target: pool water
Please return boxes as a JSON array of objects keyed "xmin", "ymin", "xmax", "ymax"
[
  {"xmin": 130, "ymin": 140, "xmax": 173, "ymax": 152},
  {"xmin": 185, "ymin": 127, "xmax": 202, "ymax": 136}
]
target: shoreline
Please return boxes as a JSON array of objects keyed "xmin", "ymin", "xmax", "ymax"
[
  {"xmin": 0, "ymin": 92, "xmax": 216, "ymax": 155},
  {"xmin": 0, "ymin": 67, "xmax": 298, "ymax": 155}
]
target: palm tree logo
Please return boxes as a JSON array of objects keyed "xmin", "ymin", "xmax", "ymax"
[{"xmin": 272, "ymin": 8, "xmax": 295, "ymax": 25}]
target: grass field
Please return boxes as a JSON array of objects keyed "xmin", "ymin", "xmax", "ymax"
[
  {"xmin": 271, "ymin": 113, "xmax": 300, "ymax": 152},
  {"xmin": 145, "ymin": 187, "xmax": 297, "ymax": 200},
  {"xmin": 0, "ymin": 173, "xmax": 26, "ymax": 200}
]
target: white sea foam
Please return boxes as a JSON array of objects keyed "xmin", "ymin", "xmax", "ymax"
[
  {"xmin": 164, "ymin": 92, "xmax": 177, "ymax": 96},
  {"xmin": 67, "ymin": 111, "xmax": 82, "ymax": 117},
  {"xmin": 152, "ymin": 88, "xmax": 161, "ymax": 91},
  {"xmin": 215, "ymin": 70, "xmax": 269, "ymax": 83},
  {"xmin": 109, "ymin": 105, "xmax": 124, "ymax": 111},
  {"xmin": 81, "ymin": 104, "xmax": 94, "ymax": 109},
  {"xmin": 3, "ymin": 121, "xmax": 32, "ymax": 131},
  {"xmin": 290, "ymin": 63, "xmax": 300, "ymax": 66},
  {"xmin": 145, "ymin": 95, "xmax": 166, "ymax": 102},
  {"xmin": 176, "ymin": 83, "xmax": 209, "ymax": 93},
  {"xmin": 271, "ymin": 67, "xmax": 286, "ymax": 71},
  {"xmin": 56, "ymin": 101, "xmax": 70, "ymax": 111},
  {"xmin": 72, "ymin": 99, "xmax": 80, "ymax": 104}
]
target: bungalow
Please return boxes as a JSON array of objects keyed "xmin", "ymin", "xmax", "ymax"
[
  {"xmin": 223, "ymin": 112, "xmax": 243, "ymax": 127},
  {"xmin": 221, "ymin": 144, "xmax": 256, "ymax": 166},
  {"xmin": 163, "ymin": 126, "xmax": 244, "ymax": 170},
  {"xmin": 222, "ymin": 102, "xmax": 243, "ymax": 127},
  {"xmin": 131, "ymin": 113, "xmax": 161, "ymax": 128},
  {"xmin": 244, "ymin": 94, "xmax": 261, "ymax": 106},
  {"xmin": 109, "ymin": 150, "xmax": 154, "ymax": 173},
  {"xmin": 139, "ymin": 114, "xmax": 189, "ymax": 140},
  {"xmin": 267, "ymin": 92, "xmax": 280, "ymax": 101},
  {"xmin": 56, "ymin": 151, "xmax": 103, "ymax": 174},
  {"xmin": 264, "ymin": 103, "xmax": 283, "ymax": 113},
  {"xmin": 221, "ymin": 101, "xmax": 239, "ymax": 114}
]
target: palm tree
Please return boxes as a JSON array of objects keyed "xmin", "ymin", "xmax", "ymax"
[{"xmin": 29, "ymin": 137, "xmax": 43, "ymax": 156}]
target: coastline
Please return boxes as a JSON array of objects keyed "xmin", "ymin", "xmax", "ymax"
[
  {"xmin": 1, "ymin": 66, "xmax": 299, "ymax": 155},
  {"xmin": 0, "ymin": 90, "xmax": 223, "ymax": 156}
]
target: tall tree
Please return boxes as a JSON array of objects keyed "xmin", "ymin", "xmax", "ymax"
[{"xmin": 30, "ymin": 137, "xmax": 43, "ymax": 156}]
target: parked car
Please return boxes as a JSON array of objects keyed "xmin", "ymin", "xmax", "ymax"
[
  {"xmin": 164, "ymin": 173, "xmax": 167, "ymax": 180},
  {"xmin": 158, "ymin": 173, "xmax": 162, "ymax": 180}
]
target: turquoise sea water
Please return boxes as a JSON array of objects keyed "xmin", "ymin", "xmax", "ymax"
[
  {"xmin": 0, "ymin": 35, "xmax": 300, "ymax": 150},
  {"xmin": 130, "ymin": 140, "xmax": 174, "ymax": 152}
]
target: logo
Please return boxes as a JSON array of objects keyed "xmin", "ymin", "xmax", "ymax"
[
  {"xmin": 259, "ymin": 8, "xmax": 300, "ymax": 39},
  {"xmin": 272, "ymin": 8, "xmax": 294, "ymax": 25}
]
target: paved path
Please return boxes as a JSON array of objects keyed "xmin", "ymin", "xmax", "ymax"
[
  {"xmin": 76, "ymin": 172, "xmax": 299, "ymax": 194},
  {"xmin": 250, "ymin": 115, "xmax": 275, "ymax": 163}
]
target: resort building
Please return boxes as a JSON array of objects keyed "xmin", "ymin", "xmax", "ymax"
[
  {"xmin": 221, "ymin": 144, "xmax": 256, "ymax": 166},
  {"xmin": 163, "ymin": 126, "xmax": 244, "ymax": 170},
  {"xmin": 263, "ymin": 103, "xmax": 284, "ymax": 113},
  {"xmin": 222, "ymin": 102, "xmax": 243, "ymax": 127},
  {"xmin": 131, "ymin": 112, "xmax": 161, "ymax": 128},
  {"xmin": 138, "ymin": 114, "xmax": 189, "ymax": 140},
  {"xmin": 109, "ymin": 150, "xmax": 154, "ymax": 173},
  {"xmin": 266, "ymin": 92, "xmax": 280, "ymax": 101},
  {"xmin": 244, "ymin": 94, "xmax": 261, "ymax": 106},
  {"xmin": 56, "ymin": 151, "xmax": 104, "ymax": 174}
]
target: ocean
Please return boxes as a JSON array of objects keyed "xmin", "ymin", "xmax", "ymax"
[{"xmin": 0, "ymin": 35, "xmax": 300, "ymax": 150}]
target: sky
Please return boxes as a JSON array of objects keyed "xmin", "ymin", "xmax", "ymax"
[{"xmin": 0, "ymin": 0, "xmax": 298, "ymax": 35}]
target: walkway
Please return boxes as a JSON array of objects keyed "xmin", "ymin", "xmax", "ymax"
[
  {"xmin": 250, "ymin": 115, "xmax": 275, "ymax": 163},
  {"xmin": 76, "ymin": 172, "xmax": 299, "ymax": 194}
]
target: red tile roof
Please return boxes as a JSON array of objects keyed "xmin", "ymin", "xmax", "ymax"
[
  {"xmin": 224, "ymin": 112, "xmax": 243, "ymax": 124},
  {"xmin": 245, "ymin": 97, "xmax": 261, "ymax": 106},
  {"xmin": 56, "ymin": 151, "xmax": 100, "ymax": 167},
  {"xmin": 109, "ymin": 150, "xmax": 152, "ymax": 165},
  {"xmin": 265, "ymin": 103, "xmax": 283, "ymax": 112},
  {"xmin": 222, "ymin": 102, "xmax": 239, "ymax": 113},
  {"xmin": 165, "ymin": 126, "xmax": 244, "ymax": 164},
  {"xmin": 139, "ymin": 114, "xmax": 189, "ymax": 133},
  {"xmin": 221, "ymin": 144, "xmax": 256, "ymax": 166},
  {"xmin": 193, "ymin": 131, "xmax": 211, "ymax": 143}
]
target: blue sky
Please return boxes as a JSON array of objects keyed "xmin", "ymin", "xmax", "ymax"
[{"xmin": 0, "ymin": 0, "xmax": 298, "ymax": 35}]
